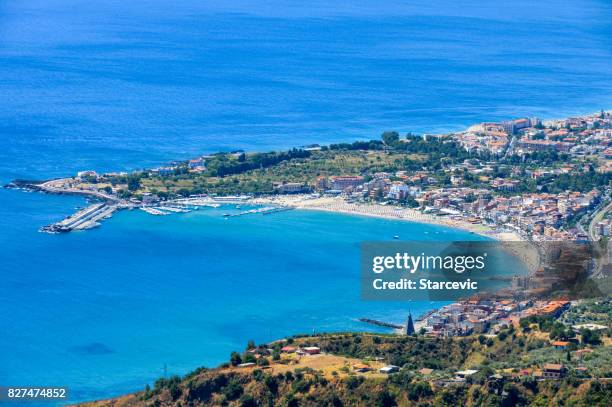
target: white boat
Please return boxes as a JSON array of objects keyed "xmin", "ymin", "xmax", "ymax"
[
  {"xmin": 156, "ymin": 206, "xmax": 190, "ymax": 213},
  {"xmin": 140, "ymin": 207, "xmax": 169, "ymax": 216}
]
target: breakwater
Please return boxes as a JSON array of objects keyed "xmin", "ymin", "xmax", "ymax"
[
  {"xmin": 40, "ymin": 203, "xmax": 119, "ymax": 233},
  {"xmin": 358, "ymin": 318, "xmax": 403, "ymax": 330}
]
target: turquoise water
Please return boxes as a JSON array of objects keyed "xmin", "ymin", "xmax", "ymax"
[
  {"xmin": 0, "ymin": 189, "xmax": 502, "ymax": 402},
  {"xmin": 0, "ymin": 0, "xmax": 611, "ymax": 403}
]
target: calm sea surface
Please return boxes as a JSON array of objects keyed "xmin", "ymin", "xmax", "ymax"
[{"xmin": 0, "ymin": 0, "xmax": 610, "ymax": 403}]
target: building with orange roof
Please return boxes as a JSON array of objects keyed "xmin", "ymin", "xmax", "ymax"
[{"xmin": 551, "ymin": 341, "xmax": 570, "ymax": 349}]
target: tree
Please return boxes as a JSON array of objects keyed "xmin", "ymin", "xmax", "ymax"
[
  {"xmin": 381, "ymin": 131, "xmax": 400, "ymax": 146},
  {"xmin": 376, "ymin": 391, "xmax": 396, "ymax": 407},
  {"xmin": 239, "ymin": 394, "xmax": 256, "ymax": 407},
  {"xmin": 502, "ymin": 383, "xmax": 524, "ymax": 407},
  {"xmin": 580, "ymin": 328, "xmax": 601, "ymax": 345},
  {"xmin": 291, "ymin": 378, "xmax": 310, "ymax": 393},
  {"xmin": 118, "ymin": 190, "xmax": 132, "ymax": 199},
  {"xmin": 169, "ymin": 383, "xmax": 181, "ymax": 400},
  {"xmin": 243, "ymin": 353, "xmax": 257, "ymax": 364},
  {"xmin": 230, "ymin": 351, "xmax": 242, "ymax": 366},
  {"xmin": 223, "ymin": 380, "xmax": 243, "ymax": 400},
  {"xmin": 177, "ymin": 188, "xmax": 191, "ymax": 197},
  {"xmin": 408, "ymin": 381, "xmax": 433, "ymax": 401},
  {"xmin": 550, "ymin": 322, "xmax": 573, "ymax": 341},
  {"xmin": 127, "ymin": 175, "xmax": 141, "ymax": 191},
  {"xmin": 264, "ymin": 375, "xmax": 278, "ymax": 394}
]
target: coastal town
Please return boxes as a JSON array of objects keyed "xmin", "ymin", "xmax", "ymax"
[
  {"xmin": 411, "ymin": 298, "xmax": 572, "ymax": 338},
  {"xmin": 9, "ymin": 110, "xmax": 611, "ymax": 244}
]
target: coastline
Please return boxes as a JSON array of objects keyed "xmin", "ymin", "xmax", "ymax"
[
  {"xmin": 251, "ymin": 194, "xmax": 523, "ymax": 242},
  {"xmin": 17, "ymin": 179, "xmax": 542, "ymax": 275}
]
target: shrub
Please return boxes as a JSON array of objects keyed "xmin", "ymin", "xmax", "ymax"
[
  {"xmin": 223, "ymin": 380, "xmax": 243, "ymax": 401},
  {"xmin": 230, "ymin": 352, "xmax": 242, "ymax": 366},
  {"xmin": 240, "ymin": 394, "xmax": 257, "ymax": 407}
]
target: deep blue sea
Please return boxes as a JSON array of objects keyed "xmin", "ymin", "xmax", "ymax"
[{"xmin": 1, "ymin": 0, "xmax": 611, "ymax": 404}]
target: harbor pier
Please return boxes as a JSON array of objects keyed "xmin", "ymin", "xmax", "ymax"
[{"xmin": 40, "ymin": 203, "xmax": 119, "ymax": 233}]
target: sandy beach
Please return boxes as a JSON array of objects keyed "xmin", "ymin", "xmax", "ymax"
[{"xmin": 251, "ymin": 194, "xmax": 522, "ymax": 241}]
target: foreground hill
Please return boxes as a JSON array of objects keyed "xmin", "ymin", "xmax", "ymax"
[{"xmin": 80, "ymin": 313, "xmax": 611, "ymax": 407}]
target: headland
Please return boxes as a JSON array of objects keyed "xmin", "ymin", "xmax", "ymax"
[{"xmin": 7, "ymin": 110, "xmax": 611, "ymax": 249}]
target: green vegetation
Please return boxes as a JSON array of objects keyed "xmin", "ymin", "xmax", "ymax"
[
  {"xmin": 112, "ymin": 366, "xmax": 612, "ymax": 407},
  {"xmin": 96, "ymin": 331, "xmax": 611, "ymax": 406},
  {"xmin": 115, "ymin": 146, "xmax": 430, "ymax": 197},
  {"xmin": 85, "ymin": 129, "xmax": 610, "ymax": 201},
  {"xmin": 80, "ymin": 300, "xmax": 611, "ymax": 406},
  {"xmin": 560, "ymin": 299, "xmax": 612, "ymax": 326},
  {"xmin": 207, "ymin": 149, "xmax": 311, "ymax": 177}
]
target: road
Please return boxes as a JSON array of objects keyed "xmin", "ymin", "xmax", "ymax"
[
  {"xmin": 588, "ymin": 200, "xmax": 612, "ymax": 241},
  {"xmin": 586, "ymin": 199, "xmax": 612, "ymax": 279},
  {"xmin": 38, "ymin": 178, "xmax": 126, "ymax": 204}
]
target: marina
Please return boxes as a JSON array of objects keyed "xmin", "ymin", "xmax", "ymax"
[
  {"xmin": 140, "ymin": 205, "xmax": 193, "ymax": 216},
  {"xmin": 155, "ymin": 206, "xmax": 191, "ymax": 213},
  {"xmin": 32, "ymin": 188, "xmax": 294, "ymax": 232},
  {"xmin": 171, "ymin": 196, "xmax": 251, "ymax": 206},
  {"xmin": 140, "ymin": 207, "xmax": 169, "ymax": 216}
]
